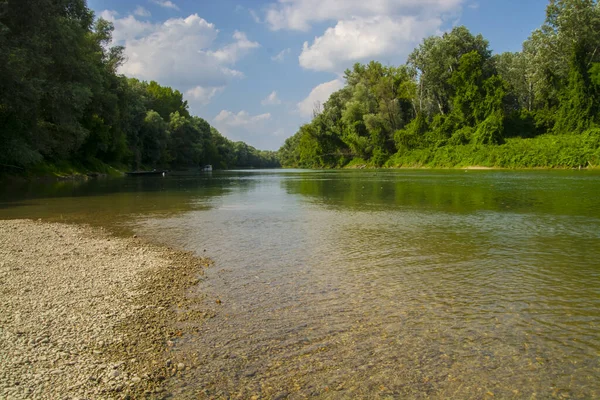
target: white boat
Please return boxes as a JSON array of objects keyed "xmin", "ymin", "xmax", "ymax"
[{"xmin": 202, "ymin": 164, "xmax": 213, "ymax": 172}]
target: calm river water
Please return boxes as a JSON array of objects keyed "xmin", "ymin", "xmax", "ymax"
[{"xmin": 2, "ymin": 169, "xmax": 600, "ymax": 398}]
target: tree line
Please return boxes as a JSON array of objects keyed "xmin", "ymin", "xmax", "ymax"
[
  {"xmin": 0, "ymin": 0, "xmax": 279, "ymax": 174},
  {"xmin": 279, "ymin": 0, "xmax": 600, "ymax": 169}
]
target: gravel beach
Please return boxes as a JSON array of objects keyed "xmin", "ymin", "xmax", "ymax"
[{"xmin": 0, "ymin": 219, "xmax": 211, "ymax": 399}]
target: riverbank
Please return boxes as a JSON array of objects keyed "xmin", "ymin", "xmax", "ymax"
[
  {"xmin": 0, "ymin": 160, "xmax": 124, "ymax": 183},
  {"xmin": 0, "ymin": 219, "xmax": 212, "ymax": 399}
]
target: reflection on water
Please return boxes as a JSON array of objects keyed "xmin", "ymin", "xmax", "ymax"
[{"xmin": 2, "ymin": 170, "xmax": 600, "ymax": 398}]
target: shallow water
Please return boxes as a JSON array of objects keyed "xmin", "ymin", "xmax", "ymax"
[{"xmin": 2, "ymin": 169, "xmax": 600, "ymax": 398}]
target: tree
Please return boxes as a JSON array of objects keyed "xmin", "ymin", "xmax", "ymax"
[
  {"xmin": 146, "ymin": 81, "xmax": 190, "ymax": 121},
  {"xmin": 408, "ymin": 26, "xmax": 491, "ymax": 116}
]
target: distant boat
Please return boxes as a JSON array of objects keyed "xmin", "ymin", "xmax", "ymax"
[
  {"xmin": 202, "ymin": 165, "xmax": 213, "ymax": 172},
  {"xmin": 125, "ymin": 170, "xmax": 167, "ymax": 176}
]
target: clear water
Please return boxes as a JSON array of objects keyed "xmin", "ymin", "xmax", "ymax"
[{"xmin": 2, "ymin": 169, "xmax": 600, "ymax": 398}]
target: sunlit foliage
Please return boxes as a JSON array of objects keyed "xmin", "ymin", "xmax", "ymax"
[{"xmin": 280, "ymin": 1, "xmax": 600, "ymax": 168}]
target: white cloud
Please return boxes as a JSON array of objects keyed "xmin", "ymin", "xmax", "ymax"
[
  {"xmin": 213, "ymin": 110, "xmax": 275, "ymax": 149},
  {"xmin": 101, "ymin": 12, "xmax": 259, "ymax": 94},
  {"xmin": 266, "ymin": 0, "xmax": 463, "ymax": 72},
  {"xmin": 207, "ymin": 31, "xmax": 260, "ymax": 64},
  {"xmin": 214, "ymin": 110, "xmax": 271, "ymax": 126},
  {"xmin": 261, "ymin": 91, "xmax": 282, "ymax": 106},
  {"xmin": 271, "ymin": 48, "xmax": 290, "ymax": 62},
  {"xmin": 150, "ymin": 0, "xmax": 179, "ymax": 10},
  {"xmin": 185, "ymin": 86, "xmax": 224, "ymax": 105},
  {"xmin": 134, "ymin": 6, "xmax": 151, "ymax": 17},
  {"xmin": 249, "ymin": 9, "xmax": 261, "ymax": 23},
  {"xmin": 266, "ymin": 0, "xmax": 463, "ymax": 31},
  {"xmin": 297, "ymin": 79, "xmax": 344, "ymax": 117},
  {"xmin": 299, "ymin": 15, "xmax": 441, "ymax": 72},
  {"xmin": 100, "ymin": 11, "xmax": 156, "ymax": 43}
]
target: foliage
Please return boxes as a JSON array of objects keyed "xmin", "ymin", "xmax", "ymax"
[
  {"xmin": 279, "ymin": 0, "xmax": 600, "ymax": 169},
  {"xmin": 0, "ymin": 1, "xmax": 278, "ymax": 174},
  {"xmin": 387, "ymin": 131, "xmax": 600, "ymax": 169}
]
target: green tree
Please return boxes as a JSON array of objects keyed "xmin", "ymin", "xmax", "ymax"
[
  {"xmin": 408, "ymin": 26, "xmax": 491, "ymax": 116},
  {"xmin": 146, "ymin": 81, "xmax": 190, "ymax": 121}
]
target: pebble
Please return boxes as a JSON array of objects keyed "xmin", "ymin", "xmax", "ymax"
[{"xmin": 0, "ymin": 220, "xmax": 210, "ymax": 400}]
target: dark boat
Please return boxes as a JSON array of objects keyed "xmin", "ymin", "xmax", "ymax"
[{"xmin": 125, "ymin": 170, "xmax": 167, "ymax": 176}]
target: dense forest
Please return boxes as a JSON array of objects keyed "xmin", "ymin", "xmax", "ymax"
[
  {"xmin": 0, "ymin": 0, "xmax": 279, "ymax": 175},
  {"xmin": 279, "ymin": 0, "xmax": 600, "ymax": 169}
]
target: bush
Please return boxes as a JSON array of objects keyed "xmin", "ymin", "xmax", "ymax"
[
  {"xmin": 504, "ymin": 109, "xmax": 537, "ymax": 138},
  {"xmin": 448, "ymin": 126, "xmax": 474, "ymax": 145},
  {"xmin": 386, "ymin": 132, "xmax": 600, "ymax": 169},
  {"xmin": 473, "ymin": 113, "xmax": 504, "ymax": 145},
  {"xmin": 427, "ymin": 113, "xmax": 460, "ymax": 146},
  {"xmin": 394, "ymin": 114, "xmax": 428, "ymax": 150}
]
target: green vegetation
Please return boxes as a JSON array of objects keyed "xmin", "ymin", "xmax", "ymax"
[
  {"xmin": 0, "ymin": 0, "xmax": 278, "ymax": 177},
  {"xmin": 279, "ymin": 0, "xmax": 600, "ymax": 169}
]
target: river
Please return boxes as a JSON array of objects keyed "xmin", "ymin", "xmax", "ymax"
[{"xmin": 2, "ymin": 169, "xmax": 599, "ymax": 398}]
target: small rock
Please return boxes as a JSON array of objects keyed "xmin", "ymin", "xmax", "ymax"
[
  {"xmin": 177, "ymin": 363, "xmax": 185, "ymax": 370},
  {"xmin": 244, "ymin": 369, "xmax": 257, "ymax": 377},
  {"xmin": 131, "ymin": 376, "xmax": 141, "ymax": 383}
]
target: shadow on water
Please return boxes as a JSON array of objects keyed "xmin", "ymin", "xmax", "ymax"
[
  {"xmin": 0, "ymin": 202, "xmax": 38, "ymax": 210},
  {"xmin": 0, "ymin": 172, "xmax": 260, "ymax": 233},
  {"xmin": 280, "ymin": 169, "xmax": 600, "ymax": 217}
]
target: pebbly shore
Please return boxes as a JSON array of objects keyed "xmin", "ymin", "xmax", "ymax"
[{"xmin": 0, "ymin": 219, "xmax": 212, "ymax": 399}]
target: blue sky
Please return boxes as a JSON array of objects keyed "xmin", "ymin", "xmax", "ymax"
[{"xmin": 89, "ymin": 0, "xmax": 550, "ymax": 150}]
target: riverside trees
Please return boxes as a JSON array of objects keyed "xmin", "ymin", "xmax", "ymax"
[
  {"xmin": 280, "ymin": 0, "xmax": 600, "ymax": 168},
  {"xmin": 0, "ymin": 0, "xmax": 278, "ymax": 172}
]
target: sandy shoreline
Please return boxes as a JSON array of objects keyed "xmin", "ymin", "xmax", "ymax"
[{"xmin": 0, "ymin": 219, "xmax": 211, "ymax": 399}]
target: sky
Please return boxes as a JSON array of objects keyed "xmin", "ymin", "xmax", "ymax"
[{"xmin": 89, "ymin": 0, "xmax": 550, "ymax": 151}]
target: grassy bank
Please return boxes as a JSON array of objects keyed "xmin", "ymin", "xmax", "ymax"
[
  {"xmin": 385, "ymin": 133, "xmax": 600, "ymax": 169},
  {"xmin": 0, "ymin": 159, "xmax": 126, "ymax": 181}
]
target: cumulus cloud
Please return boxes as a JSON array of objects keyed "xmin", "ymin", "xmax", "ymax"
[
  {"xmin": 100, "ymin": 12, "xmax": 259, "ymax": 103},
  {"xmin": 266, "ymin": 0, "xmax": 462, "ymax": 31},
  {"xmin": 261, "ymin": 91, "xmax": 282, "ymax": 106},
  {"xmin": 134, "ymin": 6, "xmax": 151, "ymax": 17},
  {"xmin": 212, "ymin": 110, "xmax": 278, "ymax": 149},
  {"xmin": 150, "ymin": 0, "xmax": 179, "ymax": 10},
  {"xmin": 100, "ymin": 11, "xmax": 155, "ymax": 43},
  {"xmin": 299, "ymin": 16, "xmax": 441, "ymax": 71},
  {"xmin": 297, "ymin": 79, "xmax": 344, "ymax": 117},
  {"xmin": 271, "ymin": 48, "xmax": 291, "ymax": 62},
  {"xmin": 214, "ymin": 110, "xmax": 271, "ymax": 126},
  {"xmin": 266, "ymin": 0, "xmax": 463, "ymax": 72},
  {"xmin": 207, "ymin": 31, "xmax": 260, "ymax": 64},
  {"xmin": 185, "ymin": 86, "xmax": 224, "ymax": 105}
]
